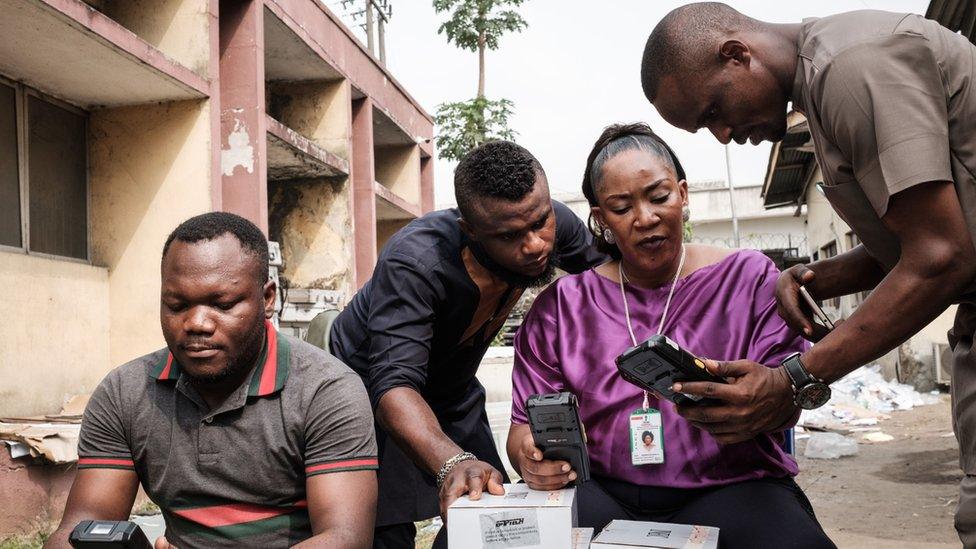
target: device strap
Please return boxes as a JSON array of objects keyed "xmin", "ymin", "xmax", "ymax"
[{"xmin": 618, "ymin": 245, "xmax": 686, "ymax": 410}]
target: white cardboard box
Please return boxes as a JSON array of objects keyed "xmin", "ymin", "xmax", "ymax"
[
  {"xmin": 447, "ymin": 483, "xmax": 577, "ymax": 549},
  {"xmin": 591, "ymin": 520, "xmax": 719, "ymax": 549},
  {"xmin": 573, "ymin": 527, "xmax": 594, "ymax": 548}
]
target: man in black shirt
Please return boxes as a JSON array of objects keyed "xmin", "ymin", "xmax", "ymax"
[{"xmin": 328, "ymin": 141, "xmax": 605, "ymax": 548}]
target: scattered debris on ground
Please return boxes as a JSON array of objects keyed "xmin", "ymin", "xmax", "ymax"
[{"xmin": 797, "ymin": 365, "xmax": 942, "ymax": 457}]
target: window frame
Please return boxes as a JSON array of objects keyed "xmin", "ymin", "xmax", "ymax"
[
  {"xmin": 0, "ymin": 73, "xmax": 91, "ymax": 264},
  {"xmin": 819, "ymin": 240, "xmax": 841, "ymax": 309}
]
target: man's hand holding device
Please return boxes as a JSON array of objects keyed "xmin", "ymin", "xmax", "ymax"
[{"xmin": 615, "ymin": 335, "xmax": 801, "ymax": 445}]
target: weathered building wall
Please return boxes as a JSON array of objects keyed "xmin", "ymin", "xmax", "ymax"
[
  {"xmin": 375, "ymin": 144, "xmax": 421, "ymax": 205},
  {"xmin": 269, "ymin": 178, "xmax": 352, "ymax": 292},
  {"xmin": 376, "ymin": 218, "xmax": 406, "ymax": 255},
  {"xmin": 268, "ymin": 79, "xmax": 351, "ymax": 159},
  {"xmin": 266, "ymin": 78, "xmax": 354, "ymax": 295},
  {"xmin": 89, "ymin": 99, "xmax": 214, "ymax": 368},
  {"xmin": 0, "ymin": 254, "xmax": 110, "ymax": 416},
  {"xmin": 86, "ymin": 0, "xmax": 212, "ymax": 77}
]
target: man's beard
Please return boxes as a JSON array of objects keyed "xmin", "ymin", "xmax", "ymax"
[
  {"xmin": 471, "ymin": 243, "xmax": 560, "ymax": 289},
  {"xmin": 186, "ymin": 324, "xmax": 266, "ymax": 386}
]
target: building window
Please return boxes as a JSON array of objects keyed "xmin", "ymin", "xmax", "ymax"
[
  {"xmin": 0, "ymin": 82, "xmax": 19, "ymax": 248},
  {"xmin": 846, "ymin": 231, "xmax": 870, "ymax": 304},
  {"xmin": 820, "ymin": 240, "xmax": 840, "ymax": 309},
  {"xmin": 0, "ymin": 78, "xmax": 88, "ymax": 260}
]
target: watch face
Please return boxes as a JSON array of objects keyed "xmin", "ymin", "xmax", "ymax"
[{"xmin": 797, "ymin": 383, "xmax": 831, "ymax": 409}]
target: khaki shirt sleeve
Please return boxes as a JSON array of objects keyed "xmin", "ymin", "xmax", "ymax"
[{"xmin": 817, "ymin": 32, "xmax": 952, "ymax": 217}]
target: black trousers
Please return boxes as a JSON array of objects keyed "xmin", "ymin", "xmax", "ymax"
[{"xmin": 578, "ymin": 475, "xmax": 836, "ymax": 549}]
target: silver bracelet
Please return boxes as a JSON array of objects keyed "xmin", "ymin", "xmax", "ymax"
[{"xmin": 436, "ymin": 451, "xmax": 477, "ymax": 488}]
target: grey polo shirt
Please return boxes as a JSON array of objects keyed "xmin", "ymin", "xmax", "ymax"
[{"xmin": 76, "ymin": 322, "xmax": 377, "ymax": 548}]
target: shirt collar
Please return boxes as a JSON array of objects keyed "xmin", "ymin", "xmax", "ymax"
[
  {"xmin": 790, "ymin": 17, "xmax": 818, "ymax": 114},
  {"xmin": 150, "ymin": 320, "xmax": 291, "ymax": 398}
]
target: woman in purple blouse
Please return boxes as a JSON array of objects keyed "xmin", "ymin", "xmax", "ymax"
[{"xmin": 506, "ymin": 124, "xmax": 835, "ymax": 548}]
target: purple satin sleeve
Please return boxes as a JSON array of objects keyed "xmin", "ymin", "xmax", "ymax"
[{"xmin": 511, "ymin": 290, "xmax": 564, "ymax": 425}]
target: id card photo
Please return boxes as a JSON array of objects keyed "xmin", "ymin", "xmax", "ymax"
[{"xmin": 630, "ymin": 409, "xmax": 664, "ymax": 465}]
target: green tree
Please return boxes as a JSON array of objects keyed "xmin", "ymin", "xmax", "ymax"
[
  {"xmin": 434, "ymin": 97, "xmax": 516, "ymax": 163},
  {"xmin": 432, "ymin": 0, "xmax": 528, "ymax": 161}
]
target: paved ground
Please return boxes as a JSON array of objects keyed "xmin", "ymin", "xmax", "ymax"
[{"xmin": 798, "ymin": 396, "xmax": 961, "ymax": 547}]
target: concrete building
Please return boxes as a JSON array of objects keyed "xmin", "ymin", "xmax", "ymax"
[
  {"xmin": 684, "ymin": 179, "xmax": 806, "ymax": 258},
  {"xmin": 762, "ymin": 112, "xmax": 955, "ymax": 388},
  {"xmin": 0, "ymin": 0, "xmax": 432, "ymax": 534}
]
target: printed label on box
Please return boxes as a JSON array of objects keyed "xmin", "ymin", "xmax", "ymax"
[{"xmin": 479, "ymin": 509, "xmax": 541, "ymax": 548}]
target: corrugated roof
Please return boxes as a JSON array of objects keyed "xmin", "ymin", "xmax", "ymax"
[
  {"xmin": 927, "ymin": 0, "xmax": 976, "ymax": 43},
  {"xmin": 761, "ymin": 114, "xmax": 815, "ymax": 209}
]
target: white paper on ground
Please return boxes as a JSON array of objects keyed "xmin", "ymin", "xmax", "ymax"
[{"xmin": 4, "ymin": 440, "xmax": 30, "ymax": 459}]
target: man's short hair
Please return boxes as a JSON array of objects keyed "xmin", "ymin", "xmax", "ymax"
[
  {"xmin": 162, "ymin": 212, "xmax": 269, "ymax": 284},
  {"xmin": 454, "ymin": 141, "xmax": 545, "ymax": 222},
  {"xmin": 641, "ymin": 2, "xmax": 755, "ymax": 102}
]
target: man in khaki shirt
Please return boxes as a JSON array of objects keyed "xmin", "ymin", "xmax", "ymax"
[{"xmin": 641, "ymin": 3, "xmax": 976, "ymax": 545}]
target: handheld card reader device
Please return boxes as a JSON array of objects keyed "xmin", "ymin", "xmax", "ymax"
[
  {"xmin": 69, "ymin": 520, "xmax": 152, "ymax": 549},
  {"xmin": 615, "ymin": 334, "xmax": 726, "ymax": 406},
  {"xmin": 525, "ymin": 392, "xmax": 590, "ymax": 485}
]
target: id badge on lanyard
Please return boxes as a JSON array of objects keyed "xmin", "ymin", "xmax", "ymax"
[{"xmin": 630, "ymin": 407, "xmax": 664, "ymax": 465}]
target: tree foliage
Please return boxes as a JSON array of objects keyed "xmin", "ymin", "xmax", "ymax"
[
  {"xmin": 433, "ymin": 0, "xmax": 528, "ymax": 52},
  {"xmin": 432, "ymin": 0, "xmax": 528, "ymax": 161},
  {"xmin": 434, "ymin": 97, "xmax": 516, "ymax": 162}
]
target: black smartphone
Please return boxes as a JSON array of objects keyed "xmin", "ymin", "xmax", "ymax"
[
  {"xmin": 525, "ymin": 392, "xmax": 590, "ymax": 485},
  {"xmin": 69, "ymin": 521, "xmax": 152, "ymax": 549},
  {"xmin": 615, "ymin": 334, "xmax": 726, "ymax": 406}
]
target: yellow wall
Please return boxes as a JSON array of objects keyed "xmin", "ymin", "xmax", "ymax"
[
  {"xmin": 266, "ymin": 79, "xmax": 354, "ymax": 295},
  {"xmin": 0, "ymin": 253, "xmax": 110, "ymax": 416},
  {"xmin": 268, "ymin": 80, "xmax": 351, "ymax": 160},
  {"xmin": 375, "ymin": 144, "xmax": 421, "ymax": 205},
  {"xmin": 95, "ymin": 0, "xmax": 212, "ymax": 77},
  {"xmin": 269, "ymin": 178, "xmax": 352, "ymax": 292},
  {"xmin": 89, "ymin": 99, "xmax": 213, "ymax": 368},
  {"xmin": 376, "ymin": 219, "xmax": 408, "ymax": 255}
]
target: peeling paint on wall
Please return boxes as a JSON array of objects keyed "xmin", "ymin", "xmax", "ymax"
[
  {"xmin": 268, "ymin": 178, "xmax": 352, "ymax": 292},
  {"xmin": 221, "ymin": 119, "xmax": 254, "ymax": 176}
]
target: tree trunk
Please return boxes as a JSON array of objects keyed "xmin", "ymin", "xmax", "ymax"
[{"xmin": 477, "ymin": 31, "xmax": 486, "ymax": 98}]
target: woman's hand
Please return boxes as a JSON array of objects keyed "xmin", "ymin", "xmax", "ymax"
[
  {"xmin": 673, "ymin": 359, "xmax": 800, "ymax": 445},
  {"xmin": 515, "ymin": 431, "xmax": 576, "ymax": 490}
]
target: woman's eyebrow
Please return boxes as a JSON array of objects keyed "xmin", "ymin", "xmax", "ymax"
[{"xmin": 604, "ymin": 178, "xmax": 670, "ymax": 200}]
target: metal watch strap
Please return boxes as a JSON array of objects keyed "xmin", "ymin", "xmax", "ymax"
[{"xmin": 436, "ymin": 451, "xmax": 477, "ymax": 488}]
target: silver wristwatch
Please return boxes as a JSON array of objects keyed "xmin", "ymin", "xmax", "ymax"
[{"xmin": 436, "ymin": 451, "xmax": 477, "ymax": 488}]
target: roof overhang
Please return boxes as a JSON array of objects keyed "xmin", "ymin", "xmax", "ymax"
[{"xmin": 761, "ymin": 111, "xmax": 816, "ymax": 209}]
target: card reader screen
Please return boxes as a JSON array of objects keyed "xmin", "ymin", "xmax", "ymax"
[
  {"xmin": 537, "ymin": 412, "xmax": 565, "ymax": 424},
  {"xmin": 90, "ymin": 523, "xmax": 114, "ymax": 535}
]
